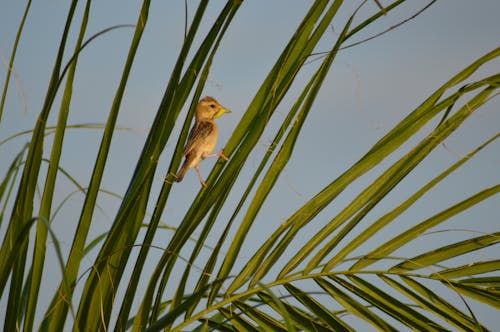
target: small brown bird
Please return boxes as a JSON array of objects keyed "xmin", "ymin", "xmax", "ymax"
[{"xmin": 175, "ymin": 96, "xmax": 231, "ymax": 187}]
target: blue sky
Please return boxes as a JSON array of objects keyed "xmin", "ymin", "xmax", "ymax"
[{"xmin": 1, "ymin": 1, "xmax": 499, "ymax": 330}]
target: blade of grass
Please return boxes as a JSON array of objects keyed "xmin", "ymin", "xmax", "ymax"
[
  {"xmin": 218, "ymin": 307, "xmax": 260, "ymax": 331},
  {"xmin": 315, "ymin": 277, "xmax": 398, "ymax": 331},
  {"xmin": 315, "ymin": 85, "xmax": 499, "ymax": 273},
  {"xmin": 0, "ymin": 123, "xmax": 141, "ymax": 146},
  {"xmin": 341, "ymin": 275, "xmax": 447, "ymax": 331},
  {"xmin": 282, "ymin": 75, "xmax": 500, "ymax": 276},
  {"xmin": 459, "ymin": 276, "xmax": 500, "ymax": 287},
  {"xmin": 1, "ymin": 220, "xmax": 38, "ymax": 332},
  {"xmin": 257, "ymin": 283, "xmax": 298, "ymax": 332},
  {"xmin": 431, "ymin": 260, "xmax": 500, "ymax": 279},
  {"xmin": 229, "ymin": 30, "xmax": 500, "ymax": 298},
  {"xmin": 0, "ymin": 217, "xmax": 36, "ymax": 297},
  {"xmin": 74, "ymin": 19, "xmax": 150, "ymax": 329},
  {"xmin": 140, "ymin": 279, "xmax": 225, "ymax": 332},
  {"xmin": 173, "ymin": 186, "xmax": 230, "ymax": 321},
  {"xmin": 316, "ymin": 134, "xmax": 499, "ymax": 274},
  {"xmin": 201, "ymin": 319, "xmax": 235, "ymax": 332},
  {"xmin": 232, "ymin": 301, "xmax": 289, "ymax": 332},
  {"xmin": 401, "ymin": 275, "xmax": 495, "ymax": 324},
  {"xmin": 250, "ymin": 15, "xmax": 359, "ymax": 286},
  {"xmin": 258, "ymin": 290, "xmax": 333, "ymax": 332},
  {"xmin": 0, "ymin": 144, "xmax": 27, "ymax": 230},
  {"xmin": 0, "ymin": 2, "xmax": 79, "ymax": 329},
  {"xmin": 284, "ymin": 283, "xmax": 354, "ymax": 331},
  {"xmin": 0, "ymin": 0, "xmax": 32, "ymax": 122},
  {"xmin": 352, "ymin": 185, "xmax": 500, "ymax": 271},
  {"xmin": 40, "ymin": 2, "xmax": 151, "ymax": 330},
  {"xmin": 443, "ymin": 281, "xmax": 500, "ymax": 308},
  {"xmin": 382, "ymin": 275, "xmax": 486, "ymax": 331},
  {"xmin": 24, "ymin": 1, "xmax": 91, "ymax": 330},
  {"xmin": 391, "ymin": 232, "xmax": 500, "ymax": 273},
  {"xmin": 224, "ymin": 0, "xmax": 347, "ymax": 295}
]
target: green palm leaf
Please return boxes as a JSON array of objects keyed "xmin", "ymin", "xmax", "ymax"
[{"xmin": 1, "ymin": 1, "xmax": 498, "ymax": 331}]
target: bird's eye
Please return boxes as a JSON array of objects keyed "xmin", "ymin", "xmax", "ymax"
[{"xmin": 210, "ymin": 104, "xmax": 216, "ymax": 109}]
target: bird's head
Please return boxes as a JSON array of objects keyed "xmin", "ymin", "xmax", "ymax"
[{"xmin": 196, "ymin": 96, "xmax": 231, "ymax": 120}]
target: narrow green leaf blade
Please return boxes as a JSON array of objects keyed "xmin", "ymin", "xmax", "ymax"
[
  {"xmin": 284, "ymin": 283, "xmax": 354, "ymax": 331},
  {"xmin": 391, "ymin": 232, "xmax": 500, "ymax": 273},
  {"xmin": 341, "ymin": 276, "xmax": 447, "ymax": 331},
  {"xmin": 383, "ymin": 275, "xmax": 486, "ymax": 331},
  {"xmin": 315, "ymin": 277, "xmax": 398, "ymax": 332},
  {"xmin": 431, "ymin": 260, "xmax": 500, "ymax": 279},
  {"xmin": 219, "ymin": 307, "xmax": 259, "ymax": 331},
  {"xmin": 351, "ymin": 185, "xmax": 500, "ymax": 271}
]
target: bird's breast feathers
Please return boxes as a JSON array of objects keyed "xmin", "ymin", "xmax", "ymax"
[{"xmin": 183, "ymin": 120, "xmax": 218, "ymax": 157}]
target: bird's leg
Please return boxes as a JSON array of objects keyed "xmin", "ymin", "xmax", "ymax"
[
  {"xmin": 204, "ymin": 149, "xmax": 229, "ymax": 161},
  {"xmin": 219, "ymin": 149, "xmax": 230, "ymax": 161},
  {"xmin": 195, "ymin": 166, "xmax": 207, "ymax": 187}
]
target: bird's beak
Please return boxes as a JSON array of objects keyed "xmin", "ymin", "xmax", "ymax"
[{"xmin": 214, "ymin": 106, "xmax": 231, "ymax": 119}]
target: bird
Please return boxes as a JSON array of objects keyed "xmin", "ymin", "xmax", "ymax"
[{"xmin": 175, "ymin": 96, "xmax": 231, "ymax": 187}]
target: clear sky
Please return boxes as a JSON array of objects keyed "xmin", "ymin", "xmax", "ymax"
[{"xmin": 1, "ymin": 1, "xmax": 499, "ymax": 330}]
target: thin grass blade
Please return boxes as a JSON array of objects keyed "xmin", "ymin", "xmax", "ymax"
[
  {"xmin": 431, "ymin": 260, "xmax": 500, "ymax": 279},
  {"xmin": 218, "ymin": 307, "xmax": 260, "ymax": 331},
  {"xmin": 0, "ymin": 2, "xmax": 79, "ymax": 329},
  {"xmin": 0, "ymin": 0, "xmax": 32, "ymax": 122},
  {"xmin": 258, "ymin": 290, "xmax": 332, "ymax": 332},
  {"xmin": 443, "ymin": 282, "xmax": 500, "ymax": 308},
  {"xmin": 321, "ymin": 134, "xmax": 499, "ymax": 273},
  {"xmin": 351, "ymin": 185, "xmax": 500, "ymax": 271},
  {"xmin": 24, "ymin": 2, "xmax": 90, "ymax": 330},
  {"xmin": 284, "ymin": 283, "xmax": 354, "ymax": 331},
  {"xmin": 391, "ymin": 232, "xmax": 500, "ymax": 273},
  {"xmin": 232, "ymin": 301, "xmax": 289, "ymax": 332},
  {"xmin": 315, "ymin": 277, "xmax": 398, "ymax": 331},
  {"xmin": 341, "ymin": 275, "xmax": 447, "ymax": 331},
  {"xmin": 382, "ymin": 275, "xmax": 486, "ymax": 331}
]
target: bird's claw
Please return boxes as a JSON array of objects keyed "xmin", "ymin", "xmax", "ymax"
[{"xmin": 220, "ymin": 149, "xmax": 230, "ymax": 161}]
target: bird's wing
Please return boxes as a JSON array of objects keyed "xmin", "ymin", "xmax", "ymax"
[{"xmin": 183, "ymin": 120, "xmax": 215, "ymax": 156}]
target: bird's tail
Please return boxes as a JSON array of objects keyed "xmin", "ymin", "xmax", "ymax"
[{"xmin": 175, "ymin": 161, "xmax": 189, "ymax": 182}]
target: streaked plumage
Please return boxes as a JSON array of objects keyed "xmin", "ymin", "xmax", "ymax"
[{"xmin": 175, "ymin": 96, "xmax": 230, "ymax": 187}]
